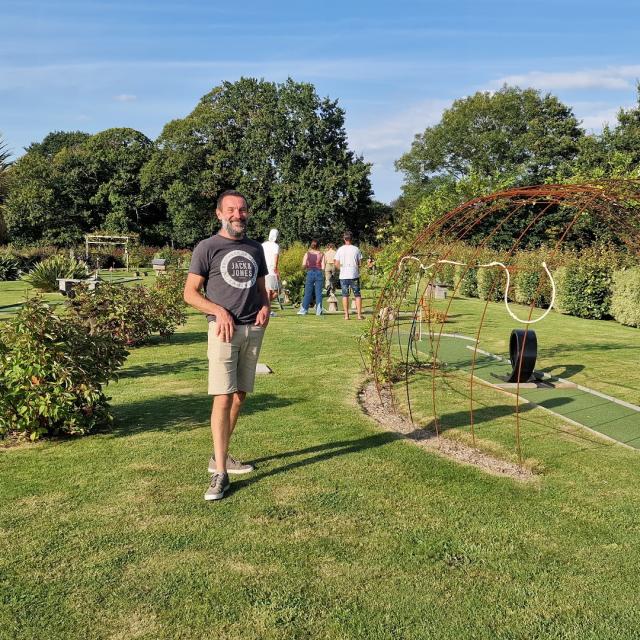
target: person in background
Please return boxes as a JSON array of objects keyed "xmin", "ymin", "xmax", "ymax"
[
  {"xmin": 334, "ymin": 231, "xmax": 363, "ymax": 320},
  {"xmin": 323, "ymin": 242, "xmax": 337, "ymax": 293},
  {"xmin": 297, "ymin": 239, "xmax": 325, "ymax": 316},
  {"xmin": 261, "ymin": 229, "xmax": 280, "ymax": 317}
]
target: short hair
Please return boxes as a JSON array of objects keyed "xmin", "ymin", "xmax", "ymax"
[
  {"xmin": 310, "ymin": 239, "xmax": 319, "ymax": 249},
  {"xmin": 343, "ymin": 231, "xmax": 352, "ymax": 241},
  {"xmin": 216, "ymin": 190, "xmax": 248, "ymax": 212}
]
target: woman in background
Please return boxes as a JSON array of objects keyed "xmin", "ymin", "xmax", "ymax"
[{"xmin": 297, "ymin": 239, "xmax": 325, "ymax": 316}]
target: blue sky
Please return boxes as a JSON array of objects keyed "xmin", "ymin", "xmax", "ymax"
[{"xmin": 2, "ymin": 0, "xmax": 639, "ymax": 202}]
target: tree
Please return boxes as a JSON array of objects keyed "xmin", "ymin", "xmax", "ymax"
[
  {"xmin": 0, "ymin": 134, "xmax": 12, "ymax": 242},
  {"xmin": 4, "ymin": 128, "xmax": 160, "ymax": 245},
  {"xmin": 392, "ymin": 86, "xmax": 586, "ymax": 248},
  {"xmin": 142, "ymin": 77, "xmax": 373, "ymax": 246},
  {"xmin": 25, "ymin": 131, "xmax": 90, "ymax": 157},
  {"xmin": 395, "ymin": 86, "xmax": 584, "ymax": 213}
]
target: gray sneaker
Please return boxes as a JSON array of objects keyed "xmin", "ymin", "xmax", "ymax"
[
  {"xmin": 204, "ymin": 472, "xmax": 230, "ymax": 501},
  {"xmin": 208, "ymin": 454, "xmax": 255, "ymax": 475}
]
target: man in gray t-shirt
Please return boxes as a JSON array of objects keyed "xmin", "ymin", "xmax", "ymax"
[{"xmin": 184, "ymin": 190, "xmax": 270, "ymax": 501}]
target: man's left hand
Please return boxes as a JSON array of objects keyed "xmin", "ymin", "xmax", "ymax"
[{"xmin": 254, "ymin": 305, "xmax": 270, "ymax": 327}]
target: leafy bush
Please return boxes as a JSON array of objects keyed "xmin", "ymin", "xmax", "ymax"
[
  {"xmin": 0, "ymin": 299, "xmax": 127, "ymax": 440},
  {"xmin": 555, "ymin": 247, "xmax": 631, "ymax": 319},
  {"xmin": 279, "ymin": 242, "xmax": 306, "ymax": 305},
  {"xmin": 25, "ymin": 254, "xmax": 88, "ymax": 292},
  {"xmin": 128, "ymin": 244, "xmax": 157, "ymax": 269},
  {"xmin": 513, "ymin": 250, "xmax": 554, "ymax": 307},
  {"xmin": 611, "ymin": 267, "xmax": 640, "ymax": 327},
  {"xmin": 68, "ymin": 276, "xmax": 187, "ymax": 346},
  {"xmin": 454, "ymin": 264, "xmax": 477, "ymax": 297},
  {"xmin": 0, "ymin": 253, "xmax": 19, "ymax": 281},
  {"xmin": 155, "ymin": 246, "xmax": 191, "ymax": 268},
  {"xmin": 148, "ymin": 271, "xmax": 188, "ymax": 337},
  {"xmin": 476, "ymin": 265, "xmax": 507, "ymax": 302}
]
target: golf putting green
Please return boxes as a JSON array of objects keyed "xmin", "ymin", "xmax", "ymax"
[{"xmin": 409, "ymin": 332, "xmax": 640, "ymax": 449}]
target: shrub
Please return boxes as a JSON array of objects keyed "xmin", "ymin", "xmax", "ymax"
[
  {"xmin": 454, "ymin": 264, "xmax": 477, "ymax": 297},
  {"xmin": 554, "ymin": 248, "xmax": 629, "ymax": 320},
  {"xmin": 128, "ymin": 245, "xmax": 157, "ymax": 269},
  {"xmin": 0, "ymin": 299, "xmax": 127, "ymax": 440},
  {"xmin": 279, "ymin": 242, "xmax": 306, "ymax": 305},
  {"xmin": 25, "ymin": 254, "xmax": 88, "ymax": 292},
  {"xmin": 148, "ymin": 271, "xmax": 188, "ymax": 337},
  {"xmin": 513, "ymin": 250, "xmax": 554, "ymax": 307},
  {"xmin": 476, "ymin": 265, "xmax": 507, "ymax": 302},
  {"xmin": 611, "ymin": 267, "xmax": 640, "ymax": 327},
  {"xmin": 0, "ymin": 253, "xmax": 19, "ymax": 281},
  {"xmin": 68, "ymin": 276, "xmax": 188, "ymax": 346}
]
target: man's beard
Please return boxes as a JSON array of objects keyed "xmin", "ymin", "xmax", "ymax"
[{"xmin": 221, "ymin": 219, "xmax": 246, "ymax": 238}]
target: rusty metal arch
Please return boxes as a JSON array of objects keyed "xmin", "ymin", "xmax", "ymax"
[{"xmin": 366, "ymin": 180, "xmax": 640, "ymax": 463}]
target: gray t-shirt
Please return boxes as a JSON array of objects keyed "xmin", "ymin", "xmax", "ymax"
[{"xmin": 189, "ymin": 234, "xmax": 268, "ymax": 325}]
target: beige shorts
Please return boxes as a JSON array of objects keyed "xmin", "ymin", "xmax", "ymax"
[
  {"xmin": 207, "ymin": 322, "xmax": 265, "ymax": 395},
  {"xmin": 265, "ymin": 274, "xmax": 280, "ymax": 291}
]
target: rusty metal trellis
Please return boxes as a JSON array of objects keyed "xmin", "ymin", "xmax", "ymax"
[{"xmin": 365, "ymin": 180, "xmax": 640, "ymax": 465}]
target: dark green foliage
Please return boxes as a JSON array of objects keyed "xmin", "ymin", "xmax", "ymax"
[
  {"xmin": 3, "ymin": 128, "xmax": 160, "ymax": 246},
  {"xmin": 143, "ymin": 77, "xmax": 373, "ymax": 247},
  {"xmin": 454, "ymin": 264, "xmax": 477, "ymax": 297},
  {"xmin": 0, "ymin": 253, "xmax": 19, "ymax": 280},
  {"xmin": 0, "ymin": 299, "xmax": 127, "ymax": 439},
  {"xmin": 68, "ymin": 274, "xmax": 187, "ymax": 346},
  {"xmin": 611, "ymin": 267, "xmax": 640, "ymax": 327},
  {"xmin": 395, "ymin": 86, "xmax": 583, "ymax": 215},
  {"xmin": 24, "ymin": 254, "xmax": 88, "ymax": 292}
]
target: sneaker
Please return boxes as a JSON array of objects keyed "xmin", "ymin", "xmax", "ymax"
[
  {"xmin": 315, "ymin": 305, "xmax": 323, "ymax": 316},
  {"xmin": 269, "ymin": 311, "xmax": 277, "ymax": 317},
  {"xmin": 208, "ymin": 454, "xmax": 255, "ymax": 475},
  {"xmin": 297, "ymin": 308, "xmax": 308, "ymax": 315},
  {"xmin": 204, "ymin": 472, "xmax": 230, "ymax": 501}
]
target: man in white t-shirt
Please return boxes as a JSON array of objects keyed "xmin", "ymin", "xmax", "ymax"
[
  {"xmin": 261, "ymin": 229, "xmax": 280, "ymax": 316},
  {"xmin": 334, "ymin": 231, "xmax": 363, "ymax": 320}
]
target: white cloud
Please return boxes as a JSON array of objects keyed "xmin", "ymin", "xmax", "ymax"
[
  {"xmin": 491, "ymin": 65, "xmax": 640, "ymax": 91},
  {"xmin": 348, "ymin": 99, "xmax": 450, "ymax": 161},
  {"xmin": 113, "ymin": 93, "xmax": 137, "ymax": 102}
]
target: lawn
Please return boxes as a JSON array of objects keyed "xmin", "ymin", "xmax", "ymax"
[{"xmin": 2, "ymin": 284, "xmax": 640, "ymax": 639}]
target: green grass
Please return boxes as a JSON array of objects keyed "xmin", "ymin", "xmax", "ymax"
[{"xmin": 2, "ymin": 290, "xmax": 640, "ymax": 638}]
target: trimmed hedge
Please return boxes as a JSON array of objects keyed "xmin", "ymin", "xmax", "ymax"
[{"xmin": 611, "ymin": 267, "xmax": 640, "ymax": 327}]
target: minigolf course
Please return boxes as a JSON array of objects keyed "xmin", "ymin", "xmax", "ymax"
[{"xmin": 413, "ymin": 333, "xmax": 640, "ymax": 449}]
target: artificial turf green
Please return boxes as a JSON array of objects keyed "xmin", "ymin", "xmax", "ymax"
[{"xmin": 409, "ymin": 333, "xmax": 640, "ymax": 448}]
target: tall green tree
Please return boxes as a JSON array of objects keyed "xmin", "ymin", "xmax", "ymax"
[
  {"xmin": 142, "ymin": 77, "xmax": 373, "ymax": 246},
  {"xmin": 393, "ymin": 86, "xmax": 586, "ymax": 247},
  {"xmin": 396, "ymin": 86, "xmax": 584, "ymax": 213},
  {"xmin": 4, "ymin": 128, "xmax": 159, "ymax": 245},
  {"xmin": 0, "ymin": 134, "xmax": 12, "ymax": 242}
]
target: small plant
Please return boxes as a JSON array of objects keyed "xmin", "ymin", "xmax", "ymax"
[
  {"xmin": 0, "ymin": 298, "xmax": 127, "ymax": 440},
  {"xmin": 24, "ymin": 254, "xmax": 88, "ymax": 292},
  {"xmin": 0, "ymin": 253, "xmax": 19, "ymax": 281},
  {"xmin": 149, "ymin": 271, "xmax": 188, "ymax": 337}
]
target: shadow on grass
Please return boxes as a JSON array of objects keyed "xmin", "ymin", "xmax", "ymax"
[
  {"xmin": 118, "ymin": 358, "xmax": 205, "ymax": 379},
  {"xmin": 410, "ymin": 397, "xmax": 574, "ymax": 438},
  {"xmin": 232, "ymin": 432, "xmax": 402, "ymax": 492},
  {"xmin": 109, "ymin": 392, "xmax": 296, "ymax": 437}
]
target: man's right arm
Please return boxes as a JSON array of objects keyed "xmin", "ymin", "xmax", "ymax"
[{"xmin": 183, "ymin": 273, "xmax": 235, "ymax": 342}]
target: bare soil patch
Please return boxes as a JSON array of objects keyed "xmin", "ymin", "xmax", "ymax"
[{"xmin": 358, "ymin": 380, "xmax": 536, "ymax": 482}]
